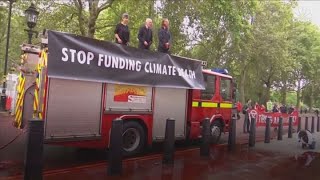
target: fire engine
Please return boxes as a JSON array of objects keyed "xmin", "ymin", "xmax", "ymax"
[{"xmin": 12, "ymin": 30, "xmax": 236, "ymax": 156}]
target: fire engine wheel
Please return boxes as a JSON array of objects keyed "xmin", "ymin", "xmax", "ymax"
[
  {"xmin": 122, "ymin": 121, "xmax": 146, "ymax": 156},
  {"xmin": 210, "ymin": 121, "xmax": 222, "ymax": 144}
]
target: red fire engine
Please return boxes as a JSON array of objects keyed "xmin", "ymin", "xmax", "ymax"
[{"xmin": 13, "ymin": 31, "xmax": 235, "ymax": 156}]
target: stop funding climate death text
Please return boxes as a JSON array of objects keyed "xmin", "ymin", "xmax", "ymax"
[{"xmin": 61, "ymin": 48, "xmax": 196, "ymax": 79}]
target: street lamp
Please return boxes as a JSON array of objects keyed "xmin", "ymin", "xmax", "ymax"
[{"xmin": 24, "ymin": 3, "xmax": 39, "ymax": 44}]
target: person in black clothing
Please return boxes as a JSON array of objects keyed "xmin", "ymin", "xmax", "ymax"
[
  {"xmin": 158, "ymin": 18, "xmax": 171, "ymax": 53},
  {"xmin": 138, "ymin": 18, "xmax": 153, "ymax": 50},
  {"xmin": 114, "ymin": 13, "xmax": 130, "ymax": 46}
]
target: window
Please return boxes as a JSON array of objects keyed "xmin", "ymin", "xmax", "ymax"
[
  {"xmin": 220, "ymin": 78, "xmax": 231, "ymax": 101},
  {"xmin": 201, "ymin": 74, "xmax": 215, "ymax": 100}
]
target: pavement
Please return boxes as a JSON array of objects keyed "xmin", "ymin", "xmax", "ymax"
[{"xmin": 1, "ymin": 111, "xmax": 320, "ymax": 180}]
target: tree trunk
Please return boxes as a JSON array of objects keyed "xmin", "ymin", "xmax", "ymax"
[
  {"xmin": 74, "ymin": 0, "xmax": 115, "ymax": 38},
  {"xmin": 296, "ymin": 79, "xmax": 301, "ymax": 108},
  {"xmin": 309, "ymin": 84, "xmax": 314, "ymax": 110},
  {"xmin": 87, "ymin": 1, "xmax": 99, "ymax": 38},
  {"xmin": 281, "ymin": 80, "xmax": 287, "ymax": 105},
  {"xmin": 149, "ymin": 0, "xmax": 154, "ymax": 18},
  {"xmin": 264, "ymin": 84, "xmax": 271, "ymax": 105},
  {"xmin": 240, "ymin": 68, "xmax": 246, "ymax": 104},
  {"xmin": 73, "ymin": 0, "xmax": 87, "ymax": 36},
  {"xmin": 87, "ymin": 15, "xmax": 98, "ymax": 38}
]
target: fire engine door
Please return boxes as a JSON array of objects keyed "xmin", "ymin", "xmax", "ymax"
[
  {"xmin": 45, "ymin": 78, "xmax": 103, "ymax": 140},
  {"xmin": 219, "ymin": 77, "xmax": 232, "ymax": 121},
  {"xmin": 153, "ymin": 87, "xmax": 187, "ymax": 140}
]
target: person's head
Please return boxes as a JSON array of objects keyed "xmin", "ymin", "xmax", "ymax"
[
  {"xmin": 161, "ymin": 18, "xmax": 169, "ymax": 28},
  {"xmin": 121, "ymin": 13, "xmax": 129, "ymax": 25},
  {"xmin": 145, "ymin": 18, "xmax": 153, "ymax": 29}
]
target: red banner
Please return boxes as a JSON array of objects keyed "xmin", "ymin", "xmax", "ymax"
[{"xmin": 248, "ymin": 110, "xmax": 299, "ymax": 127}]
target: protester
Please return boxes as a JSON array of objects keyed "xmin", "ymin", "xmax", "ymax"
[
  {"xmin": 272, "ymin": 104, "xmax": 279, "ymax": 113},
  {"xmin": 288, "ymin": 105, "xmax": 295, "ymax": 114},
  {"xmin": 266, "ymin": 100, "xmax": 273, "ymax": 112},
  {"xmin": 297, "ymin": 130, "xmax": 316, "ymax": 149},
  {"xmin": 158, "ymin": 18, "xmax": 171, "ymax": 53},
  {"xmin": 138, "ymin": 18, "xmax": 153, "ymax": 50},
  {"xmin": 254, "ymin": 102, "xmax": 260, "ymax": 110},
  {"xmin": 236, "ymin": 101, "xmax": 242, "ymax": 120},
  {"xmin": 114, "ymin": 13, "xmax": 130, "ymax": 46},
  {"xmin": 243, "ymin": 99, "xmax": 252, "ymax": 132},
  {"xmin": 280, "ymin": 104, "xmax": 287, "ymax": 113}
]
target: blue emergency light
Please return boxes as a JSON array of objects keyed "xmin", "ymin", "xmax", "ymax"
[{"xmin": 211, "ymin": 68, "xmax": 228, "ymax": 74}]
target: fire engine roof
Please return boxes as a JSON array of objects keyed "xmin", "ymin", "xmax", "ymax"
[{"xmin": 202, "ymin": 69, "xmax": 233, "ymax": 79}]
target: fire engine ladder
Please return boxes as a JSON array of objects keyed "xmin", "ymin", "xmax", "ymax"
[
  {"xmin": 33, "ymin": 45, "xmax": 48, "ymax": 120},
  {"xmin": 14, "ymin": 54, "xmax": 27, "ymax": 129}
]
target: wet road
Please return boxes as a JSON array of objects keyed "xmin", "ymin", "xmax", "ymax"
[{"xmin": 4, "ymin": 145, "xmax": 320, "ymax": 180}]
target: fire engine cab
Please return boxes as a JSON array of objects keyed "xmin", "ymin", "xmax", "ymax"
[{"xmin": 13, "ymin": 30, "xmax": 235, "ymax": 156}]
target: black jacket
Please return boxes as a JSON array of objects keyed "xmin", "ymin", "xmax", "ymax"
[
  {"xmin": 114, "ymin": 23, "xmax": 130, "ymax": 45},
  {"xmin": 158, "ymin": 27, "xmax": 171, "ymax": 53},
  {"xmin": 138, "ymin": 25, "xmax": 153, "ymax": 49}
]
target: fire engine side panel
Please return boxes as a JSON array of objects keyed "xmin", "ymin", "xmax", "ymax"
[
  {"xmin": 152, "ymin": 88, "xmax": 187, "ymax": 140},
  {"xmin": 45, "ymin": 78, "xmax": 103, "ymax": 140}
]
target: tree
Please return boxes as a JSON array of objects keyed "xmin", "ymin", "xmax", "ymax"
[{"xmin": 71, "ymin": 0, "xmax": 115, "ymax": 38}]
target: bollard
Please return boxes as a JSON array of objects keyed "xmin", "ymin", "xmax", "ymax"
[
  {"xmin": 317, "ymin": 116, "xmax": 320, "ymax": 132},
  {"xmin": 277, "ymin": 117, "xmax": 283, "ymax": 140},
  {"xmin": 24, "ymin": 119, "xmax": 44, "ymax": 180},
  {"xmin": 288, "ymin": 117, "xmax": 293, "ymax": 138},
  {"xmin": 298, "ymin": 117, "xmax": 302, "ymax": 132},
  {"xmin": 264, "ymin": 118, "xmax": 271, "ymax": 143},
  {"xmin": 228, "ymin": 113, "xmax": 236, "ymax": 151},
  {"xmin": 163, "ymin": 118, "xmax": 175, "ymax": 164},
  {"xmin": 108, "ymin": 118, "xmax": 123, "ymax": 176},
  {"xmin": 243, "ymin": 111, "xmax": 248, "ymax": 133},
  {"xmin": 305, "ymin": 117, "xmax": 309, "ymax": 131},
  {"xmin": 200, "ymin": 118, "xmax": 210, "ymax": 156},
  {"xmin": 248, "ymin": 116, "xmax": 256, "ymax": 147},
  {"xmin": 311, "ymin": 117, "xmax": 315, "ymax": 133}
]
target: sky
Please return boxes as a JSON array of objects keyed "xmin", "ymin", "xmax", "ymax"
[{"xmin": 295, "ymin": 0, "xmax": 320, "ymax": 26}]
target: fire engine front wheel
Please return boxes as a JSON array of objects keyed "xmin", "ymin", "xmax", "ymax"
[
  {"xmin": 122, "ymin": 121, "xmax": 146, "ymax": 156},
  {"xmin": 210, "ymin": 121, "xmax": 222, "ymax": 144}
]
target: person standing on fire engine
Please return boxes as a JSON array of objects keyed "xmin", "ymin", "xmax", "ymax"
[
  {"xmin": 138, "ymin": 18, "xmax": 153, "ymax": 50},
  {"xmin": 158, "ymin": 18, "xmax": 171, "ymax": 53},
  {"xmin": 114, "ymin": 13, "xmax": 130, "ymax": 46}
]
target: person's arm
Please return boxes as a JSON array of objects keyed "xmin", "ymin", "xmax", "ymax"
[
  {"xmin": 158, "ymin": 29, "xmax": 166, "ymax": 48},
  {"xmin": 138, "ymin": 26, "xmax": 145, "ymax": 43},
  {"xmin": 114, "ymin": 24, "xmax": 122, "ymax": 43},
  {"xmin": 127, "ymin": 27, "xmax": 130, "ymax": 44},
  {"xmin": 149, "ymin": 29, "xmax": 153, "ymax": 45},
  {"xmin": 168, "ymin": 31, "xmax": 172, "ymax": 45}
]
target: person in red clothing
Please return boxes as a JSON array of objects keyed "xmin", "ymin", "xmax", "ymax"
[
  {"xmin": 236, "ymin": 101, "xmax": 242, "ymax": 119},
  {"xmin": 254, "ymin": 102, "xmax": 260, "ymax": 110}
]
